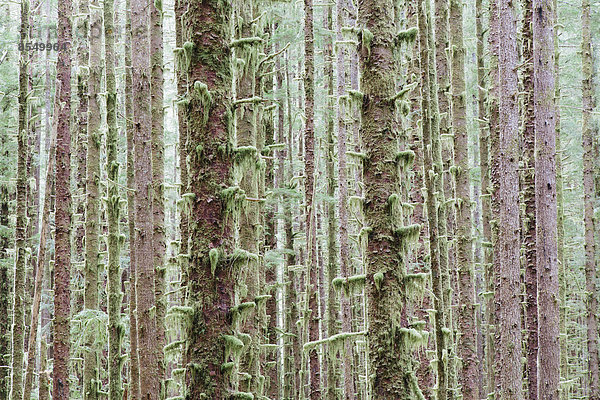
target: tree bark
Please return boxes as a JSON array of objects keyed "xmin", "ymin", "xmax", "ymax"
[
  {"xmin": 581, "ymin": 1, "xmax": 599, "ymax": 398},
  {"xmin": 495, "ymin": 0, "xmax": 523, "ymax": 398},
  {"xmin": 105, "ymin": 0, "xmax": 124, "ymax": 396},
  {"xmin": 131, "ymin": 0, "xmax": 159, "ymax": 395},
  {"xmin": 11, "ymin": 1, "xmax": 30, "ymax": 398},
  {"xmin": 181, "ymin": 0, "xmax": 235, "ymax": 396},
  {"xmin": 53, "ymin": 0, "xmax": 74, "ymax": 394}
]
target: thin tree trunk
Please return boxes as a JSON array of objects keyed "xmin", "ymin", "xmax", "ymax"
[
  {"xmin": 150, "ymin": 1, "xmax": 167, "ymax": 397},
  {"xmin": 132, "ymin": 0, "xmax": 159, "ymax": 395},
  {"xmin": 125, "ymin": 0, "xmax": 140, "ymax": 396},
  {"xmin": 22, "ymin": 118, "xmax": 56, "ymax": 400},
  {"xmin": 0, "ymin": 162, "xmax": 10, "ymax": 400},
  {"xmin": 38, "ymin": 338, "xmax": 49, "ymax": 400},
  {"xmin": 53, "ymin": 0, "xmax": 74, "ymax": 394},
  {"xmin": 448, "ymin": 0, "xmax": 479, "ymax": 397},
  {"xmin": 581, "ymin": 1, "xmax": 599, "ymax": 398},
  {"xmin": 105, "ymin": 0, "xmax": 124, "ymax": 396},
  {"xmin": 11, "ymin": 0, "xmax": 30, "ymax": 397},
  {"xmin": 496, "ymin": 0, "xmax": 523, "ymax": 398},
  {"xmin": 83, "ymin": 4, "xmax": 103, "ymax": 399},
  {"xmin": 520, "ymin": 0, "xmax": 538, "ymax": 398}
]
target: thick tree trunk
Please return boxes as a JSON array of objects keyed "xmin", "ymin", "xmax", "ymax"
[
  {"xmin": 53, "ymin": 0, "xmax": 73, "ymax": 394},
  {"xmin": 520, "ymin": 1, "xmax": 538, "ymax": 398},
  {"xmin": 11, "ymin": 1, "xmax": 29, "ymax": 398},
  {"xmin": 495, "ymin": 0, "xmax": 523, "ymax": 398},
  {"xmin": 83, "ymin": 4, "xmax": 103, "ymax": 400},
  {"xmin": 448, "ymin": 1, "xmax": 479, "ymax": 398},
  {"xmin": 181, "ymin": 0, "xmax": 235, "ymax": 397},
  {"xmin": 360, "ymin": 0, "xmax": 420, "ymax": 396},
  {"xmin": 105, "ymin": 0, "xmax": 124, "ymax": 396},
  {"xmin": 131, "ymin": 0, "xmax": 159, "ymax": 396},
  {"xmin": 581, "ymin": 1, "xmax": 599, "ymax": 398}
]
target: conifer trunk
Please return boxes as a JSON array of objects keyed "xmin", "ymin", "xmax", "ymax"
[
  {"xmin": 83, "ymin": 4, "xmax": 103, "ymax": 400},
  {"xmin": 0, "ymin": 169, "xmax": 9, "ymax": 400},
  {"xmin": 495, "ymin": 0, "xmax": 523, "ymax": 398},
  {"xmin": 10, "ymin": 0, "xmax": 29, "ymax": 397},
  {"xmin": 54, "ymin": 0, "xmax": 74, "ymax": 394},
  {"xmin": 38, "ymin": 338, "xmax": 49, "ymax": 400},
  {"xmin": 125, "ymin": 0, "xmax": 140, "ymax": 396},
  {"xmin": 581, "ymin": 1, "xmax": 599, "ymax": 397},
  {"xmin": 150, "ymin": 0, "xmax": 167, "ymax": 396},
  {"xmin": 520, "ymin": 0, "xmax": 538, "ymax": 398},
  {"xmin": 181, "ymin": 0, "xmax": 235, "ymax": 396},
  {"xmin": 132, "ymin": 0, "xmax": 159, "ymax": 395},
  {"xmin": 448, "ymin": 0, "xmax": 479, "ymax": 397},
  {"xmin": 303, "ymin": 0, "xmax": 320, "ymax": 394},
  {"xmin": 360, "ymin": 0, "xmax": 418, "ymax": 395},
  {"xmin": 105, "ymin": 0, "xmax": 124, "ymax": 395}
]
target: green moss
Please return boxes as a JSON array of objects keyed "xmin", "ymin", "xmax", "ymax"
[
  {"xmin": 332, "ymin": 274, "xmax": 366, "ymax": 297},
  {"xmin": 230, "ymin": 302, "xmax": 256, "ymax": 327},
  {"xmin": 223, "ymin": 335, "xmax": 245, "ymax": 360},
  {"xmin": 221, "ymin": 186, "xmax": 246, "ymax": 221},
  {"xmin": 396, "ymin": 27, "xmax": 419, "ymax": 45},
  {"xmin": 403, "ymin": 273, "xmax": 428, "ymax": 301},
  {"xmin": 231, "ymin": 392, "xmax": 254, "ymax": 400},
  {"xmin": 209, "ymin": 248, "xmax": 220, "ymax": 276},
  {"xmin": 221, "ymin": 361, "xmax": 235, "ymax": 374},
  {"xmin": 230, "ymin": 37, "xmax": 264, "ymax": 47},
  {"xmin": 361, "ymin": 28, "xmax": 374, "ymax": 56},
  {"xmin": 395, "ymin": 150, "xmax": 416, "ymax": 169},
  {"xmin": 193, "ymin": 81, "xmax": 212, "ymax": 126},
  {"xmin": 393, "ymin": 224, "xmax": 421, "ymax": 248},
  {"xmin": 374, "ymin": 272, "xmax": 384, "ymax": 291}
]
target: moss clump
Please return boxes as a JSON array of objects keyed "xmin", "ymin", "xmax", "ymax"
[
  {"xmin": 221, "ymin": 186, "xmax": 246, "ymax": 221},
  {"xmin": 193, "ymin": 81, "xmax": 212, "ymax": 126},
  {"xmin": 221, "ymin": 361, "xmax": 235, "ymax": 374},
  {"xmin": 231, "ymin": 392, "xmax": 254, "ymax": 400},
  {"xmin": 395, "ymin": 150, "xmax": 416, "ymax": 169},
  {"xmin": 403, "ymin": 273, "xmax": 428, "ymax": 301},
  {"xmin": 361, "ymin": 27, "xmax": 374, "ymax": 56},
  {"xmin": 230, "ymin": 37, "xmax": 264, "ymax": 48},
  {"xmin": 230, "ymin": 301, "xmax": 256, "ymax": 326},
  {"xmin": 374, "ymin": 272, "xmax": 384, "ymax": 291},
  {"xmin": 396, "ymin": 27, "xmax": 419, "ymax": 45},
  {"xmin": 393, "ymin": 224, "xmax": 421, "ymax": 249},
  {"xmin": 209, "ymin": 248, "xmax": 220, "ymax": 276},
  {"xmin": 166, "ymin": 306, "xmax": 194, "ymax": 328},
  {"xmin": 332, "ymin": 274, "xmax": 366, "ymax": 297},
  {"xmin": 223, "ymin": 335, "xmax": 245, "ymax": 360}
]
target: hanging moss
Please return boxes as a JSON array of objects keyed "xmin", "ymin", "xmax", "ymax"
[
  {"xmin": 361, "ymin": 27, "xmax": 374, "ymax": 56},
  {"xmin": 332, "ymin": 274, "xmax": 367, "ymax": 297},
  {"xmin": 193, "ymin": 81, "xmax": 212, "ymax": 126},
  {"xmin": 221, "ymin": 186, "xmax": 246, "ymax": 220},
  {"xmin": 396, "ymin": 26, "xmax": 419, "ymax": 45},
  {"xmin": 221, "ymin": 361, "xmax": 235, "ymax": 375},
  {"xmin": 230, "ymin": 302, "xmax": 256, "ymax": 327},
  {"xmin": 374, "ymin": 272, "xmax": 384, "ymax": 291},
  {"xmin": 223, "ymin": 335, "xmax": 245, "ymax": 360},
  {"xmin": 395, "ymin": 150, "xmax": 416, "ymax": 169},
  {"xmin": 230, "ymin": 37, "xmax": 264, "ymax": 48},
  {"xmin": 177, "ymin": 193, "xmax": 196, "ymax": 217},
  {"xmin": 393, "ymin": 224, "xmax": 421, "ymax": 249},
  {"xmin": 231, "ymin": 392, "xmax": 254, "ymax": 400},
  {"xmin": 209, "ymin": 248, "xmax": 220, "ymax": 276},
  {"xmin": 166, "ymin": 306, "xmax": 194, "ymax": 329},
  {"xmin": 403, "ymin": 273, "xmax": 428, "ymax": 301}
]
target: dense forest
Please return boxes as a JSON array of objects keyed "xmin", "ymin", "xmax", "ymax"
[{"xmin": 0, "ymin": 0, "xmax": 599, "ymax": 398}]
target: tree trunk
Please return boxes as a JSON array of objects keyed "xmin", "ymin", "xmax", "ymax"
[
  {"xmin": 38, "ymin": 338, "xmax": 49, "ymax": 400},
  {"xmin": 581, "ymin": 1, "xmax": 599, "ymax": 398},
  {"xmin": 150, "ymin": 0, "xmax": 167, "ymax": 397},
  {"xmin": 180, "ymin": 0, "xmax": 235, "ymax": 396},
  {"xmin": 520, "ymin": 0, "xmax": 538, "ymax": 398},
  {"xmin": 125, "ymin": 0, "xmax": 140, "ymax": 396},
  {"xmin": 105, "ymin": 0, "xmax": 124, "ymax": 396},
  {"xmin": 53, "ymin": 0, "xmax": 74, "ymax": 394},
  {"xmin": 361, "ymin": 0, "xmax": 420, "ymax": 395},
  {"xmin": 11, "ymin": 1, "xmax": 30, "ymax": 397},
  {"xmin": 132, "ymin": 0, "xmax": 159, "ymax": 395},
  {"xmin": 83, "ymin": 4, "xmax": 103, "ymax": 400},
  {"xmin": 496, "ymin": 0, "xmax": 523, "ymax": 398},
  {"xmin": 448, "ymin": 0, "xmax": 479, "ymax": 398}
]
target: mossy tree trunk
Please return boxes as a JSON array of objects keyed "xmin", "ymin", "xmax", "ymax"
[
  {"xmin": 359, "ymin": 0, "xmax": 421, "ymax": 395},
  {"xmin": 448, "ymin": 0, "xmax": 479, "ymax": 398},
  {"xmin": 495, "ymin": 0, "xmax": 523, "ymax": 398},
  {"xmin": 53, "ymin": 0, "xmax": 74, "ymax": 394},
  {"xmin": 581, "ymin": 1, "xmax": 599, "ymax": 398},
  {"xmin": 38, "ymin": 338, "xmax": 49, "ymax": 400},
  {"xmin": 124, "ymin": 0, "xmax": 140, "ymax": 396},
  {"xmin": 180, "ymin": 0, "xmax": 235, "ymax": 397},
  {"xmin": 520, "ymin": 0, "xmax": 538, "ymax": 398},
  {"xmin": 10, "ymin": 0, "xmax": 29, "ymax": 398},
  {"xmin": 150, "ymin": 0, "xmax": 167, "ymax": 397},
  {"xmin": 132, "ymin": 0, "xmax": 159, "ymax": 395},
  {"xmin": 105, "ymin": 0, "xmax": 124, "ymax": 396},
  {"xmin": 475, "ymin": 0, "xmax": 493, "ymax": 396},
  {"xmin": 0, "ymin": 172, "xmax": 9, "ymax": 400},
  {"xmin": 83, "ymin": 4, "xmax": 103, "ymax": 400}
]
